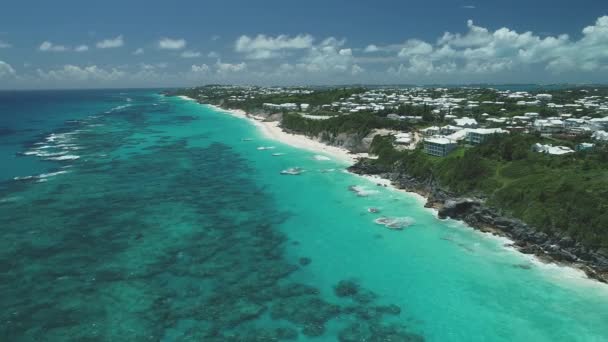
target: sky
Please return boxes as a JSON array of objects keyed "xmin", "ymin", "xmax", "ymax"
[{"xmin": 0, "ymin": 0, "xmax": 607, "ymax": 89}]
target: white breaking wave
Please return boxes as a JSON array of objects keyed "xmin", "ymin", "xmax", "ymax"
[
  {"xmin": 38, "ymin": 170, "xmax": 70, "ymax": 178},
  {"xmin": 313, "ymin": 155, "xmax": 331, "ymax": 161},
  {"xmin": 13, "ymin": 170, "xmax": 70, "ymax": 182},
  {"xmin": 46, "ymin": 155, "xmax": 80, "ymax": 161},
  {"xmin": 105, "ymin": 104, "xmax": 131, "ymax": 113},
  {"xmin": 349, "ymin": 185, "xmax": 379, "ymax": 197},
  {"xmin": 47, "ymin": 154, "xmax": 80, "ymax": 161},
  {"xmin": 374, "ymin": 217, "xmax": 416, "ymax": 229}
]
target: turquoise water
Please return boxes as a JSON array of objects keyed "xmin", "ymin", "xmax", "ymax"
[{"xmin": 1, "ymin": 91, "xmax": 607, "ymax": 341}]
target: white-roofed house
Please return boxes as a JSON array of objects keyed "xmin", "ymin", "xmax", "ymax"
[
  {"xmin": 466, "ymin": 128, "xmax": 508, "ymax": 145},
  {"xmin": 532, "ymin": 143, "xmax": 574, "ymax": 155},
  {"xmin": 453, "ymin": 117, "xmax": 478, "ymax": 128},
  {"xmin": 424, "ymin": 137, "xmax": 457, "ymax": 157},
  {"xmin": 534, "ymin": 119, "xmax": 564, "ymax": 134},
  {"xmin": 440, "ymin": 125, "xmax": 463, "ymax": 135},
  {"xmin": 592, "ymin": 130, "xmax": 608, "ymax": 141},
  {"xmin": 421, "ymin": 126, "xmax": 441, "ymax": 136}
]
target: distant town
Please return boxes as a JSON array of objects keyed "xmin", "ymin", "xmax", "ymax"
[{"xmin": 172, "ymin": 85, "xmax": 608, "ymax": 157}]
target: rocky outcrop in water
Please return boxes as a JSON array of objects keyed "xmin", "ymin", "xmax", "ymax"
[{"xmin": 349, "ymin": 159, "xmax": 608, "ymax": 284}]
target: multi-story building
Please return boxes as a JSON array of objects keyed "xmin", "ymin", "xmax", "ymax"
[{"xmin": 424, "ymin": 137, "xmax": 457, "ymax": 157}]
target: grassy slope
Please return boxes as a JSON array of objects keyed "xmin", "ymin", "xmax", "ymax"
[{"xmin": 371, "ymin": 134, "xmax": 608, "ymax": 250}]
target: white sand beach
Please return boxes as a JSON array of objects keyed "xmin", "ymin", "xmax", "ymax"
[{"xmin": 204, "ymin": 103, "xmax": 357, "ymax": 164}]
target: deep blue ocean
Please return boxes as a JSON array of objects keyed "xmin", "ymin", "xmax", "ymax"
[{"xmin": 1, "ymin": 90, "xmax": 607, "ymax": 341}]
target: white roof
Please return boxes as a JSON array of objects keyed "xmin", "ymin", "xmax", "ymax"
[
  {"xmin": 453, "ymin": 117, "xmax": 478, "ymax": 126},
  {"xmin": 395, "ymin": 137, "xmax": 412, "ymax": 144},
  {"xmin": 467, "ymin": 128, "xmax": 508, "ymax": 135},
  {"xmin": 425, "ymin": 137, "xmax": 455, "ymax": 145},
  {"xmin": 533, "ymin": 143, "xmax": 574, "ymax": 155},
  {"xmin": 421, "ymin": 126, "xmax": 440, "ymax": 132},
  {"xmin": 592, "ymin": 130, "xmax": 608, "ymax": 141}
]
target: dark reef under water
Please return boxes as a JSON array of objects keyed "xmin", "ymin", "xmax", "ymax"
[{"xmin": 0, "ymin": 99, "xmax": 423, "ymax": 341}]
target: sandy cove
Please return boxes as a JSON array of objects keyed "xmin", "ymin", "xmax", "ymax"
[{"xmin": 203, "ymin": 103, "xmax": 359, "ymax": 165}]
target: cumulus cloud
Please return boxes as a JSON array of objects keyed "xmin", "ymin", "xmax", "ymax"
[
  {"xmin": 208, "ymin": 51, "xmax": 220, "ymax": 58},
  {"xmin": 364, "ymin": 44, "xmax": 380, "ymax": 53},
  {"xmin": 0, "ymin": 61, "xmax": 16, "ymax": 78},
  {"xmin": 397, "ymin": 39, "xmax": 433, "ymax": 57},
  {"xmin": 39, "ymin": 41, "xmax": 69, "ymax": 52},
  {"xmin": 181, "ymin": 50, "xmax": 201, "ymax": 58},
  {"xmin": 191, "ymin": 64, "xmax": 210, "ymax": 73},
  {"xmin": 351, "ymin": 64, "xmax": 364, "ymax": 75},
  {"xmin": 37, "ymin": 65, "xmax": 125, "ymax": 81},
  {"xmin": 235, "ymin": 34, "xmax": 314, "ymax": 59},
  {"xmin": 75, "ymin": 45, "xmax": 89, "ymax": 52},
  {"xmin": 216, "ymin": 61, "xmax": 247, "ymax": 73},
  {"xmin": 0, "ymin": 41, "xmax": 11, "ymax": 48},
  {"xmin": 158, "ymin": 37, "xmax": 186, "ymax": 50},
  {"xmin": 378, "ymin": 15, "xmax": 608, "ymax": 78},
  {"xmin": 96, "ymin": 35, "xmax": 124, "ymax": 49},
  {"xmin": 133, "ymin": 48, "xmax": 144, "ymax": 55},
  {"xmin": 294, "ymin": 37, "xmax": 355, "ymax": 73}
]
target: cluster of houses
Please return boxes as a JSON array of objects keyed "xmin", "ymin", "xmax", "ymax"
[
  {"xmin": 420, "ymin": 116, "xmax": 510, "ymax": 156},
  {"xmin": 192, "ymin": 85, "xmax": 608, "ymax": 158},
  {"xmin": 187, "ymin": 85, "xmax": 315, "ymax": 103},
  {"xmin": 262, "ymin": 103, "xmax": 310, "ymax": 111}
]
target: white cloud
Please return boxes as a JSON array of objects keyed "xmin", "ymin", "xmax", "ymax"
[
  {"xmin": 0, "ymin": 41, "xmax": 11, "ymax": 48},
  {"xmin": 96, "ymin": 35, "xmax": 124, "ymax": 49},
  {"xmin": 211, "ymin": 35, "xmax": 220, "ymax": 41},
  {"xmin": 295, "ymin": 37, "xmax": 355, "ymax": 73},
  {"xmin": 158, "ymin": 37, "xmax": 186, "ymax": 50},
  {"xmin": 438, "ymin": 20, "xmax": 493, "ymax": 48},
  {"xmin": 382, "ymin": 15, "xmax": 608, "ymax": 78},
  {"xmin": 133, "ymin": 48, "xmax": 144, "ymax": 55},
  {"xmin": 4, "ymin": 16, "xmax": 608, "ymax": 87},
  {"xmin": 140, "ymin": 63, "xmax": 156, "ymax": 70},
  {"xmin": 351, "ymin": 64, "xmax": 364, "ymax": 75},
  {"xmin": 39, "ymin": 41, "xmax": 69, "ymax": 52},
  {"xmin": 397, "ymin": 39, "xmax": 433, "ymax": 57},
  {"xmin": 75, "ymin": 45, "xmax": 89, "ymax": 52},
  {"xmin": 37, "ymin": 65, "xmax": 125, "ymax": 81},
  {"xmin": 216, "ymin": 61, "xmax": 247, "ymax": 73},
  {"xmin": 0, "ymin": 61, "xmax": 16, "ymax": 78},
  {"xmin": 191, "ymin": 64, "xmax": 210, "ymax": 73},
  {"xmin": 139, "ymin": 63, "xmax": 168, "ymax": 70},
  {"xmin": 364, "ymin": 44, "xmax": 380, "ymax": 53},
  {"xmin": 181, "ymin": 50, "xmax": 201, "ymax": 58},
  {"xmin": 462, "ymin": 5, "xmax": 476, "ymax": 9},
  {"xmin": 235, "ymin": 34, "xmax": 314, "ymax": 59}
]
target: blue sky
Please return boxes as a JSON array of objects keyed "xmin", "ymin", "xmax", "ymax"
[{"xmin": 0, "ymin": 0, "xmax": 607, "ymax": 89}]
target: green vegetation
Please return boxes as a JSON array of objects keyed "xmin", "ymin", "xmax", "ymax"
[
  {"xmin": 371, "ymin": 134, "xmax": 608, "ymax": 248},
  {"xmin": 281, "ymin": 112, "xmax": 409, "ymax": 138}
]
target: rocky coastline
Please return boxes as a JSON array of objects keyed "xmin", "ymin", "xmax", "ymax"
[
  {"xmin": 349, "ymin": 158, "xmax": 608, "ymax": 284},
  {"xmin": 179, "ymin": 96, "xmax": 608, "ymax": 284}
]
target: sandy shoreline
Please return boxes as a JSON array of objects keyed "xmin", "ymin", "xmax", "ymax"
[
  {"xmin": 179, "ymin": 96, "xmax": 606, "ymax": 287},
  {"xmin": 204, "ymin": 103, "xmax": 357, "ymax": 164}
]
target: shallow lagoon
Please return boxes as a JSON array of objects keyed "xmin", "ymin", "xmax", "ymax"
[{"xmin": 0, "ymin": 92, "xmax": 607, "ymax": 341}]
